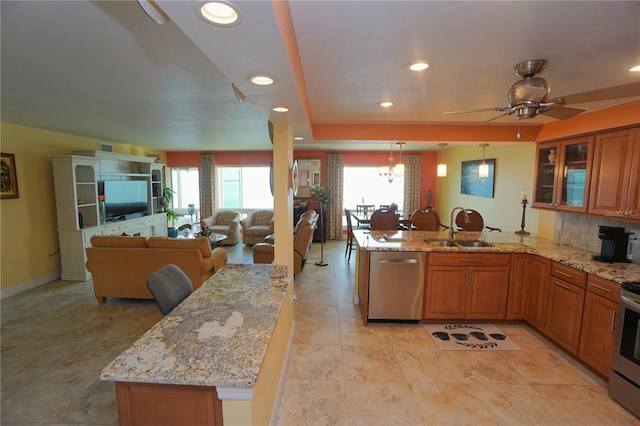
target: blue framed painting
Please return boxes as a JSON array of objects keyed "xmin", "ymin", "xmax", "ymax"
[{"xmin": 461, "ymin": 159, "xmax": 495, "ymax": 198}]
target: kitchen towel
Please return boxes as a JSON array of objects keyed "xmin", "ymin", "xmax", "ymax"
[{"xmin": 424, "ymin": 324, "xmax": 521, "ymax": 351}]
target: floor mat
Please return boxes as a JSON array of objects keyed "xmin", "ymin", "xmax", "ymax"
[{"xmin": 424, "ymin": 324, "xmax": 521, "ymax": 351}]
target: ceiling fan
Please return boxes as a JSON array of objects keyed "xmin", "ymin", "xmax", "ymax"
[{"xmin": 445, "ymin": 59, "xmax": 640, "ymax": 122}]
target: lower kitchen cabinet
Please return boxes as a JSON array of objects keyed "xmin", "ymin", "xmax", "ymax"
[
  {"xmin": 579, "ymin": 275, "xmax": 620, "ymax": 378},
  {"xmin": 544, "ymin": 262, "xmax": 587, "ymax": 355},
  {"xmin": 507, "ymin": 254, "xmax": 530, "ymax": 319},
  {"xmin": 525, "ymin": 255, "xmax": 551, "ymax": 330},
  {"xmin": 424, "ymin": 253, "xmax": 510, "ymax": 320}
]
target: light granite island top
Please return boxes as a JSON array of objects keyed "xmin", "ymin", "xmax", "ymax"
[
  {"xmin": 354, "ymin": 230, "xmax": 640, "ymax": 283},
  {"xmin": 100, "ymin": 263, "xmax": 290, "ymax": 389}
]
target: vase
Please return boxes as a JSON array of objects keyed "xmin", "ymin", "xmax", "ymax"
[
  {"xmin": 548, "ymin": 149, "xmax": 556, "ymax": 164},
  {"xmin": 99, "ymin": 200, "xmax": 106, "ymax": 224}
]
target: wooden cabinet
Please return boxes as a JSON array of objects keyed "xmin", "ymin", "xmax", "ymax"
[
  {"xmin": 579, "ymin": 275, "xmax": 620, "ymax": 378},
  {"xmin": 589, "ymin": 127, "xmax": 639, "ymax": 221},
  {"xmin": 532, "ymin": 135, "xmax": 594, "ymax": 213},
  {"xmin": 544, "ymin": 262, "xmax": 587, "ymax": 355},
  {"xmin": 425, "ymin": 253, "xmax": 510, "ymax": 320},
  {"xmin": 524, "ymin": 255, "xmax": 551, "ymax": 330},
  {"xmin": 507, "ymin": 254, "xmax": 530, "ymax": 319}
]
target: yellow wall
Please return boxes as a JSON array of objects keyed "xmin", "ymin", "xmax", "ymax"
[
  {"xmin": 435, "ymin": 143, "xmax": 540, "ymax": 235},
  {"xmin": 0, "ymin": 122, "xmax": 163, "ymax": 291}
]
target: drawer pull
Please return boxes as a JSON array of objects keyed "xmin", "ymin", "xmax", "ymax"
[
  {"xmin": 512, "ymin": 259, "xmax": 517, "ymax": 281},
  {"xmin": 460, "ymin": 259, "xmax": 484, "ymax": 263},
  {"xmin": 588, "ymin": 282, "xmax": 611, "ymax": 293},
  {"xmin": 610, "ymin": 311, "xmax": 616, "ymax": 332},
  {"xmin": 553, "ymin": 281, "xmax": 570, "ymax": 290},
  {"xmin": 553, "ymin": 269, "xmax": 572, "ymax": 278}
]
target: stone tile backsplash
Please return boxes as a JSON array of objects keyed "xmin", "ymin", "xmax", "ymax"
[{"xmin": 555, "ymin": 212, "xmax": 640, "ymax": 256}]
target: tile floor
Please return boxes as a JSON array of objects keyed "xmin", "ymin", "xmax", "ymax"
[{"xmin": 1, "ymin": 240, "xmax": 638, "ymax": 425}]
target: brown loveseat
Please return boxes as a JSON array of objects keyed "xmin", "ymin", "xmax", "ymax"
[
  {"xmin": 253, "ymin": 209, "xmax": 318, "ymax": 274},
  {"xmin": 86, "ymin": 235, "xmax": 227, "ymax": 303}
]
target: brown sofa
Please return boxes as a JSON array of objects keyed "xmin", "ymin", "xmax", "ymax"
[
  {"xmin": 86, "ymin": 235, "xmax": 227, "ymax": 303},
  {"xmin": 253, "ymin": 209, "xmax": 318, "ymax": 274}
]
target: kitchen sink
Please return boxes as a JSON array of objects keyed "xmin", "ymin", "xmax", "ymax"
[
  {"xmin": 454, "ymin": 240, "xmax": 493, "ymax": 248},
  {"xmin": 424, "ymin": 239, "xmax": 493, "ymax": 248}
]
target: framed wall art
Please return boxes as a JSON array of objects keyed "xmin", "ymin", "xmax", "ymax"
[
  {"xmin": 1, "ymin": 153, "xmax": 19, "ymax": 199},
  {"xmin": 461, "ymin": 158, "xmax": 495, "ymax": 198}
]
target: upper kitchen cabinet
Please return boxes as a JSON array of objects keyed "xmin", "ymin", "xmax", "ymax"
[
  {"xmin": 589, "ymin": 127, "xmax": 639, "ymax": 221},
  {"xmin": 532, "ymin": 136, "xmax": 594, "ymax": 213}
]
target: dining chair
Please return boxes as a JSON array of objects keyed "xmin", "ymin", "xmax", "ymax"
[
  {"xmin": 411, "ymin": 209, "xmax": 448, "ymax": 231},
  {"xmin": 356, "ymin": 204, "xmax": 376, "ymax": 218},
  {"xmin": 146, "ymin": 264, "xmax": 193, "ymax": 315},
  {"xmin": 369, "ymin": 208, "xmax": 400, "ymax": 230},
  {"xmin": 455, "ymin": 209, "xmax": 502, "ymax": 232},
  {"xmin": 344, "ymin": 209, "xmax": 356, "ymax": 262}
]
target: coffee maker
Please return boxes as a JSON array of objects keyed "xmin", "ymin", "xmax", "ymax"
[{"xmin": 593, "ymin": 226, "xmax": 631, "ymax": 262}]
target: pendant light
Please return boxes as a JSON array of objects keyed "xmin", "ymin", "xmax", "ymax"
[
  {"xmin": 478, "ymin": 144, "xmax": 489, "ymax": 178},
  {"xmin": 378, "ymin": 142, "xmax": 405, "ymax": 183},
  {"xmin": 437, "ymin": 143, "xmax": 448, "ymax": 177}
]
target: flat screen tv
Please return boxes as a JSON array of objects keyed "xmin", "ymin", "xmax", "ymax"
[{"xmin": 103, "ymin": 180, "xmax": 148, "ymax": 219}]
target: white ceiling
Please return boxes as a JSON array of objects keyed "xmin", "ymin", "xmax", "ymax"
[{"xmin": 2, "ymin": 1, "xmax": 639, "ymax": 152}]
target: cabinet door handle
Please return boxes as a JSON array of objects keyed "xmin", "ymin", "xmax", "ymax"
[
  {"xmin": 465, "ymin": 271, "xmax": 469, "ymax": 287},
  {"xmin": 588, "ymin": 282, "xmax": 611, "ymax": 293},
  {"xmin": 512, "ymin": 259, "xmax": 517, "ymax": 282},
  {"xmin": 470, "ymin": 272, "xmax": 474, "ymax": 287},
  {"xmin": 553, "ymin": 269, "xmax": 573, "ymax": 279},
  {"xmin": 553, "ymin": 281, "xmax": 570, "ymax": 290},
  {"xmin": 610, "ymin": 311, "xmax": 616, "ymax": 332}
]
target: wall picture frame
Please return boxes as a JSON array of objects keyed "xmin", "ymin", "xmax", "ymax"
[
  {"xmin": 461, "ymin": 158, "xmax": 495, "ymax": 198},
  {"xmin": 0, "ymin": 153, "xmax": 19, "ymax": 199}
]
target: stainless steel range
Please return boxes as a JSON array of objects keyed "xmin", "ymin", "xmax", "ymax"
[{"xmin": 609, "ymin": 281, "xmax": 640, "ymax": 417}]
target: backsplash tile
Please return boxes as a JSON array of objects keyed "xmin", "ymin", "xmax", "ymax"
[{"xmin": 555, "ymin": 213, "xmax": 640, "ymax": 255}]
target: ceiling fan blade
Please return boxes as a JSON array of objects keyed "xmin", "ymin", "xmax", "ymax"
[
  {"xmin": 484, "ymin": 111, "xmax": 515, "ymax": 123},
  {"xmin": 444, "ymin": 106, "xmax": 511, "ymax": 115},
  {"xmin": 541, "ymin": 106, "xmax": 586, "ymax": 120},
  {"xmin": 559, "ymin": 81, "xmax": 640, "ymax": 105}
]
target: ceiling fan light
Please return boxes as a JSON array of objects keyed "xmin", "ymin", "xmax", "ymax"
[{"xmin": 199, "ymin": 2, "xmax": 239, "ymax": 26}]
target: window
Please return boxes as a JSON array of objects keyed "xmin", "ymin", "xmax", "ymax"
[
  {"xmin": 343, "ymin": 167, "xmax": 404, "ymax": 211},
  {"xmin": 171, "ymin": 168, "xmax": 199, "ymax": 215},
  {"xmin": 217, "ymin": 166, "xmax": 273, "ymax": 210}
]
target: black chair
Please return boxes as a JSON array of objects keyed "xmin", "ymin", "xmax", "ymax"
[
  {"xmin": 147, "ymin": 264, "xmax": 193, "ymax": 315},
  {"xmin": 344, "ymin": 209, "xmax": 356, "ymax": 262}
]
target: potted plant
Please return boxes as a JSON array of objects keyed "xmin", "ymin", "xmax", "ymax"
[
  {"xmin": 159, "ymin": 187, "xmax": 175, "ymax": 212},
  {"xmin": 310, "ymin": 184, "xmax": 332, "ymax": 266}
]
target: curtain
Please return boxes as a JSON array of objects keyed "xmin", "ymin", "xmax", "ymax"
[
  {"xmin": 199, "ymin": 154, "xmax": 215, "ymax": 219},
  {"xmin": 326, "ymin": 153, "xmax": 344, "ymax": 240},
  {"xmin": 403, "ymin": 154, "xmax": 421, "ymax": 215}
]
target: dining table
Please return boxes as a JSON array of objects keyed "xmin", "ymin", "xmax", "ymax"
[{"xmin": 351, "ymin": 211, "xmax": 412, "ymax": 229}]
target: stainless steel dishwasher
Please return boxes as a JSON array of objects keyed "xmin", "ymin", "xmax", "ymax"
[{"xmin": 368, "ymin": 251, "xmax": 425, "ymax": 320}]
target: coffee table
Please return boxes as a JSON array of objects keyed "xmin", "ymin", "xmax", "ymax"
[{"xmin": 208, "ymin": 233, "xmax": 228, "ymax": 247}]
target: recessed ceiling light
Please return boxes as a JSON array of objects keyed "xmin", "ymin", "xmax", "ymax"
[
  {"xmin": 272, "ymin": 106, "xmax": 288, "ymax": 113},
  {"xmin": 251, "ymin": 75, "xmax": 274, "ymax": 86},
  {"xmin": 199, "ymin": 2, "xmax": 239, "ymax": 26},
  {"xmin": 630, "ymin": 64, "xmax": 640, "ymax": 72},
  {"xmin": 409, "ymin": 61, "xmax": 429, "ymax": 71},
  {"xmin": 294, "ymin": 137, "xmax": 304, "ymax": 141},
  {"xmin": 379, "ymin": 101, "xmax": 395, "ymax": 108}
]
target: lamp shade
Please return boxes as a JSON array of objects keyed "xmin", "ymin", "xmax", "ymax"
[
  {"xmin": 437, "ymin": 163, "xmax": 447, "ymax": 177},
  {"xmin": 478, "ymin": 162, "xmax": 489, "ymax": 178}
]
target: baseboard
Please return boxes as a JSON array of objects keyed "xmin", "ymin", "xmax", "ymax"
[{"xmin": 0, "ymin": 271, "xmax": 61, "ymax": 300}]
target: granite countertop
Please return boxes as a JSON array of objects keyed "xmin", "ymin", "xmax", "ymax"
[
  {"xmin": 354, "ymin": 230, "xmax": 640, "ymax": 284},
  {"xmin": 100, "ymin": 264, "xmax": 290, "ymax": 388}
]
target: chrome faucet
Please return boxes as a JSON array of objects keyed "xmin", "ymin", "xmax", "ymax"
[{"xmin": 449, "ymin": 206, "xmax": 469, "ymax": 239}]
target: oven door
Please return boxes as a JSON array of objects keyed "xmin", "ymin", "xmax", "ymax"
[{"xmin": 612, "ymin": 289, "xmax": 640, "ymax": 385}]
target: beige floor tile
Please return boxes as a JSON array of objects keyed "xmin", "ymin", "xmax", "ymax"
[
  {"xmin": 339, "ymin": 320, "xmax": 392, "ymax": 347},
  {"xmin": 286, "ymin": 344, "xmax": 344, "ymax": 380},
  {"xmin": 447, "ymin": 350, "xmax": 527, "ymax": 384},
  {"xmin": 275, "ymin": 379, "xmax": 348, "ymax": 426},
  {"xmin": 379, "ymin": 323, "xmax": 437, "ymax": 348},
  {"xmin": 293, "ymin": 319, "xmax": 341, "ymax": 345},
  {"xmin": 295, "ymin": 300, "xmax": 339, "ymax": 322},
  {"xmin": 471, "ymin": 383, "xmax": 567, "ymax": 425},
  {"xmin": 337, "ymin": 301, "xmax": 360, "ymax": 320},
  {"xmin": 345, "ymin": 381, "xmax": 423, "ymax": 426},
  {"xmin": 502, "ymin": 347, "xmax": 592, "ymax": 385},
  {"xmin": 395, "ymin": 346, "xmax": 467, "ymax": 384},
  {"xmin": 341, "ymin": 345, "xmax": 405, "ymax": 382},
  {"xmin": 497, "ymin": 323, "xmax": 553, "ymax": 349},
  {"xmin": 408, "ymin": 382, "xmax": 497, "ymax": 425},
  {"xmin": 532, "ymin": 384, "xmax": 640, "ymax": 425}
]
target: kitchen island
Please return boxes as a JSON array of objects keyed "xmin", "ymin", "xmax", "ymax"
[{"xmin": 100, "ymin": 263, "xmax": 294, "ymax": 426}]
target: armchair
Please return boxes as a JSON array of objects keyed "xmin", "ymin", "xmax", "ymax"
[
  {"xmin": 202, "ymin": 210, "xmax": 241, "ymax": 245},
  {"xmin": 240, "ymin": 209, "xmax": 275, "ymax": 245}
]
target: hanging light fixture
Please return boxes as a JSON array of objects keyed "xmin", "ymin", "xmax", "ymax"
[
  {"xmin": 379, "ymin": 142, "xmax": 405, "ymax": 183},
  {"xmin": 479, "ymin": 143, "xmax": 490, "ymax": 178},
  {"xmin": 437, "ymin": 143, "xmax": 448, "ymax": 177}
]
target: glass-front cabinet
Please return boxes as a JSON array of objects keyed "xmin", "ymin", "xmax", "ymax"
[{"xmin": 533, "ymin": 135, "xmax": 594, "ymax": 213}]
